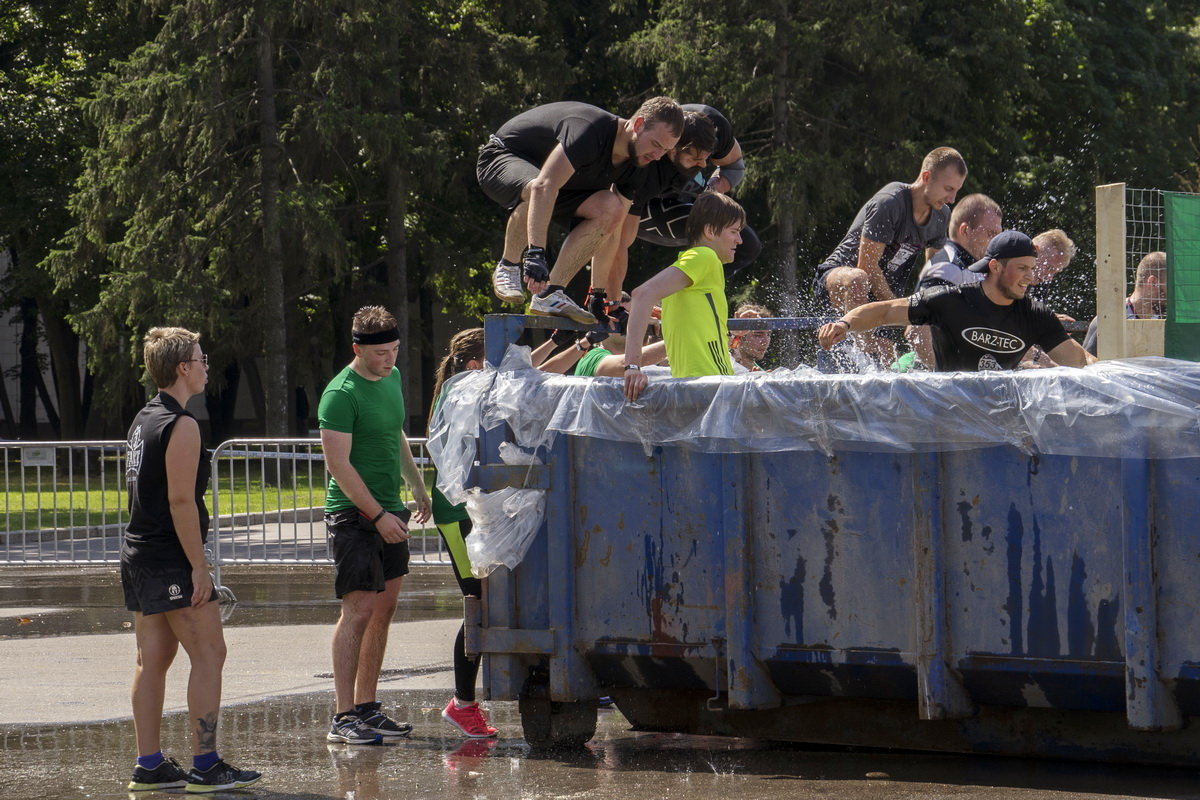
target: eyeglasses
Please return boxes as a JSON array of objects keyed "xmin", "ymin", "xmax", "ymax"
[{"xmin": 183, "ymin": 355, "xmax": 209, "ymax": 366}]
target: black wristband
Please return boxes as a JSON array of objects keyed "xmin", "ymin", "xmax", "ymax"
[{"xmin": 370, "ymin": 508, "xmax": 387, "ymax": 524}]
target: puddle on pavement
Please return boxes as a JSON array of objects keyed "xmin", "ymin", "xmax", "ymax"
[
  {"xmin": 2, "ymin": 688, "xmax": 1199, "ymax": 800},
  {"xmin": 0, "ymin": 565, "xmax": 462, "ymax": 639}
]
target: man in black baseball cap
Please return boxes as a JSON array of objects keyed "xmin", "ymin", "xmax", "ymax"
[{"xmin": 817, "ymin": 230, "xmax": 1096, "ymax": 371}]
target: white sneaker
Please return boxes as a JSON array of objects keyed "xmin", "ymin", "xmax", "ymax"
[
  {"xmin": 492, "ymin": 261, "xmax": 525, "ymax": 304},
  {"xmin": 530, "ymin": 289, "xmax": 597, "ymax": 325}
]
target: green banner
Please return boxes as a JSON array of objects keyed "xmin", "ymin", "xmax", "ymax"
[{"xmin": 1164, "ymin": 192, "xmax": 1200, "ymax": 361}]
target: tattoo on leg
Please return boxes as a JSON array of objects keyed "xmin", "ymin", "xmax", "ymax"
[{"xmin": 196, "ymin": 713, "xmax": 218, "ymax": 753}]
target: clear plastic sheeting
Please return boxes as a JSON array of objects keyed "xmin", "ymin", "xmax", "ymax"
[
  {"xmin": 464, "ymin": 484, "xmax": 545, "ymax": 578},
  {"xmin": 427, "ymin": 346, "xmax": 1200, "ymax": 573},
  {"xmin": 430, "ymin": 345, "xmax": 1200, "ymax": 465}
]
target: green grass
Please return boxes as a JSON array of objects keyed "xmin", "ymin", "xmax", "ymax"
[{"xmin": 3, "ymin": 459, "xmax": 435, "ymax": 533}]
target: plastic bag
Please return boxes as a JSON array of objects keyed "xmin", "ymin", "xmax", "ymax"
[{"xmin": 464, "ymin": 486, "xmax": 545, "ymax": 578}]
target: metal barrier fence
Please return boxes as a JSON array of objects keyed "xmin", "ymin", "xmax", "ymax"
[
  {"xmin": 207, "ymin": 439, "xmax": 449, "ymax": 586},
  {"xmin": 1, "ymin": 441, "xmax": 129, "ymax": 563},
  {"xmin": 1, "ymin": 438, "xmax": 448, "ymax": 574}
]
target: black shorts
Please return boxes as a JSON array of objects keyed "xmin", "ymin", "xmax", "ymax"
[
  {"xmin": 326, "ymin": 507, "xmax": 412, "ymax": 599},
  {"xmin": 476, "ymin": 140, "xmax": 605, "ymax": 227},
  {"xmin": 121, "ymin": 555, "xmax": 217, "ymax": 615}
]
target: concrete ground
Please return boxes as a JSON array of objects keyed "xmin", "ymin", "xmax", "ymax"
[{"xmin": 2, "ymin": 566, "xmax": 1198, "ymax": 800}]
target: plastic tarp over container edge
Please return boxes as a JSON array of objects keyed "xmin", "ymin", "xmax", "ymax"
[{"xmin": 427, "ymin": 347, "xmax": 1200, "ymax": 573}]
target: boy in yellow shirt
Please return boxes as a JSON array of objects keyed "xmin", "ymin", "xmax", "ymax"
[{"xmin": 623, "ymin": 192, "xmax": 746, "ymax": 401}]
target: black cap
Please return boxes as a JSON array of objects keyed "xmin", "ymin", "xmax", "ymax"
[{"xmin": 967, "ymin": 230, "xmax": 1037, "ymax": 273}]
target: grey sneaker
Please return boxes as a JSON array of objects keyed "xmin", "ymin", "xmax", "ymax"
[
  {"xmin": 355, "ymin": 700, "xmax": 413, "ymax": 737},
  {"xmin": 327, "ymin": 713, "xmax": 382, "ymax": 745},
  {"xmin": 492, "ymin": 260, "xmax": 525, "ymax": 304},
  {"xmin": 530, "ymin": 289, "xmax": 597, "ymax": 325}
]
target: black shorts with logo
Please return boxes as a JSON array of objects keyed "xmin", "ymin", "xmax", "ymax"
[
  {"xmin": 121, "ymin": 551, "xmax": 218, "ymax": 615},
  {"xmin": 326, "ymin": 507, "xmax": 412, "ymax": 599}
]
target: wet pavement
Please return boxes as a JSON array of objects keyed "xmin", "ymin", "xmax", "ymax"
[{"xmin": 2, "ymin": 567, "xmax": 1199, "ymax": 800}]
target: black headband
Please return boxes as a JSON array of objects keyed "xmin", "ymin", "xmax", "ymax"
[{"xmin": 352, "ymin": 327, "xmax": 400, "ymax": 345}]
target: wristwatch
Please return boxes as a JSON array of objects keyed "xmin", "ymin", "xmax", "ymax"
[
  {"xmin": 624, "ymin": 364, "xmax": 641, "ymax": 371},
  {"xmin": 576, "ymin": 339, "xmax": 591, "ymax": 352}
]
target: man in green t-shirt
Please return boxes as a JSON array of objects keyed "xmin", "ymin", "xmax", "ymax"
[
  {"xmin": 623, "ymin": 192, "xmax": 746, "ymax": 400},
  {"xmin": 318, "ymin": 306, "xmax": 431, "ymax": 745}
]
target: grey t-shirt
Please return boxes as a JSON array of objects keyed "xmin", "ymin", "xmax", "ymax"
[{"xmin": 820, "ymin": 182, "xmax": 950, "ymax": 296}]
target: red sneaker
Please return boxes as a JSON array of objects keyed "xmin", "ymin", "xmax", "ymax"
[{"xmin": 442, "ymin": 699, "xmax": 499, "ymax": 738}]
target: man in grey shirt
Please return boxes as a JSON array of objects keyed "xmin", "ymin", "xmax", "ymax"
[{"xmin": 813, "ymin": 147, "xmax": 966, "ymax": 370}]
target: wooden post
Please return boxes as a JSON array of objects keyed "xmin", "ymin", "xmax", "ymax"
[{"xmin": 1095, "ymin": 183, "xmax": 1127, "ymax": 360}]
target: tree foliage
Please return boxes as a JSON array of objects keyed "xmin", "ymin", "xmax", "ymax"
[{"xmin": 3, "ymin": 0, "xmax": 1199, "ymax": 435}]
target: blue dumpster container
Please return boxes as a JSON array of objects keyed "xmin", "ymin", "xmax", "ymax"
[{"xmin": 435, "ymin": 315, "xmax": 1200, "ymax": 763}]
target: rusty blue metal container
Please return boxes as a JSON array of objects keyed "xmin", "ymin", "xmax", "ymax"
[{"xmin": 459, "ymin": 315, "xmax": 1200, "ymax": 763}]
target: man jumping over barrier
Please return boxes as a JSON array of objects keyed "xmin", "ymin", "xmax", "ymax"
[
  {"xmin": 588, "ymin": 104, "xmax": 760, "ymax": 325},
  {"xmin": 477, "ymin": 98, "xmax": 684, "ymax": 325}
]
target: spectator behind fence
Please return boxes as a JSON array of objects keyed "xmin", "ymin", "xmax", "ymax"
[
  {"xmin": 319, "ymin": 306, "xmax": 432, "ymax": 745},
  {"xmin": 1083, "ymin": 251, "xmax": 1167, "ymax": 356},
  {"xmin": 122, "ymin": 327, "xmax": 260, "ymax": 793},
  {"xmin": 623, "ymin": 192, "xmax": 746, "ymax": 400},
  {"xmin": 818, "ymin": 231, "xmax": 1096, "ymax": 371}
]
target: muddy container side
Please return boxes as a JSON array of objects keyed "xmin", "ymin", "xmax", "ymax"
[{"xmin": 466, "ymin": 316, "xmax": 1200, "ymax": 763}]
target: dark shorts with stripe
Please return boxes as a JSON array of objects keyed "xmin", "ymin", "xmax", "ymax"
[
  {"xmin": 121, "ymin": 552, "xmax": 217, "ymax": 615},
  {"xmin": 476, "ymin": 140, "xmax": 602, "ymax": 228},
  {"xmin": 326, "ymin": 507, "xmax": 412, "ymax": 599}
]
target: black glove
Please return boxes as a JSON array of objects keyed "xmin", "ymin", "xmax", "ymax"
[
  {"xmin": 521, "ymin": 246, "xmax": 550, "ymax": 284},
  {"xmin": 585, "ymin": 291, "xmax": 607, "ymax": 326},
  {"xmin": 550, "ymin": 328, "xmax": 576, "ymax": 347},
  {"xmin": 606, "ymin": 304, "xmax": 629, "ymax": 335},
  {"xmin": 585, "ymin": 329, "xmax": 609, "ymax": 346}
]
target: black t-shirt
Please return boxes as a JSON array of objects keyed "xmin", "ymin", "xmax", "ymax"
[
  {"xmin": 493, "ymin": 101, "xmax": 640, "ymax": 198},
  {"xmin": 632, "ymin": 104, "xmax": 737, "ymax": 209},
  {"xmin": 821, "ymin": 182, "xmax": 950, "ymax": 296},
  {"xmin": 124, "ymin": 392, "xmax": 211, "ymax": 564},
  {"xmin": 907, "ymin": 283, "xmax": 1070, "ymax": 371}
]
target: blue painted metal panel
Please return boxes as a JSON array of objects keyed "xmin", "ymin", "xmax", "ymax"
[{"xmin": 474, "ymin": 314, "xmax": 1200, "ymax": 760}]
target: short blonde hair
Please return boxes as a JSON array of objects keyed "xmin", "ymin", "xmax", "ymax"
[
  {"xmin": 920, "ymin": 146, "xmax": 967, "ymax": 178},
  {"xmin": 1135, "ymin": 251, "xmax": 1166, "ymax": 284},
  {"xmin": 143, "ymin": 327, "xmax": 200, "ymax": 389},
  {"xmin": 1033, "ymin": 229, "xmax": 1076, "ymax": 261}
]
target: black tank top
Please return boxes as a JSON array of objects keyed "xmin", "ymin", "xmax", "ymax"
[{"xmin": 124, "ymin": 392, "xmax": 210, "ymax": 562}]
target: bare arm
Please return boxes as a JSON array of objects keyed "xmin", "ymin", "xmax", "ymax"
[
  {"xmin": 1046, "ymin": 337, "xmax": 1097, "ymax": 368},
  {"xmin": 855, "ymin": 237, "xmax": 893, "ymax": 300},
  {"xmin": 539, "ymin": 341, "xmax": 587, "ymax": 374},
  {"xmin": 593, "ymin": 340, "xmax": 668, "ymax": 377},
  {"xmin": 164, "ymin": 415, "xmax": 212, "ymax": 607},
  {"xmin": 624, "ymin": 266, "xmax": 694, "ymax": 401},
  {"xmin": 526, "ymin": 144, "xmax": 575, "ymax": 250},
  {"xmin": 399, "ymin": 431, "xmax": 431, "ymax": 524},
  {"xmin": 817, "ymin": 298, "xmax": 910, "ymax": 350},
  {"xmin": 530, "ymin": 338, "xmax": 557, "ymax": 368},
  {"xmin": 321, "ymin": 428, "xmax": 410, "ymax": 544},
  {"xmin": 707, "ymin": 139, "xmax": 744, "ymax": 194}
]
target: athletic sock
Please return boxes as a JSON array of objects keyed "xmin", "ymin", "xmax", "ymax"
[
  {"xmin": 193, "ymin": 751, "xmax": 220, "ymax": 772},
  {"xmin": 137, "ymin": 751, "xmax": 164, "ymax": 770},
  {"xmin": 499, "ymin": 257, "xmax": 520, "ymax": 267},
  {"xmin": 539, "ymin": 284, "xmax": 564, "ymax": 298},
  {"xmin": 454, "ymin": 698, "xmax": 478, "ymax": 709}
]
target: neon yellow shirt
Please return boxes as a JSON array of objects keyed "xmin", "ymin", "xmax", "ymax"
[{"xmin": 661, "ymin": 246, "xmax": 733, "ymax": 378}]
